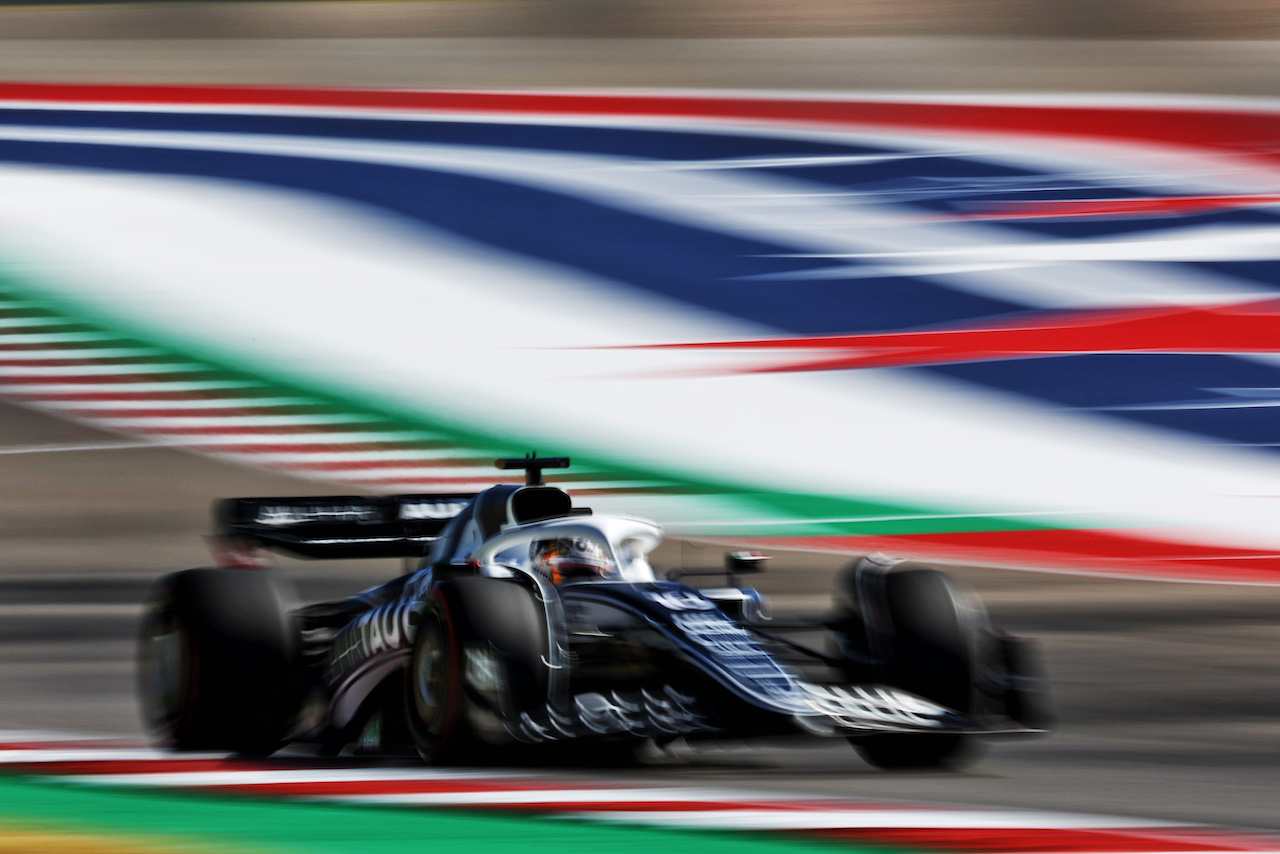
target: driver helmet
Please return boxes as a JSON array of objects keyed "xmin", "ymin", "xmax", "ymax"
[{"xmin": 530, "ymin": 536, "xmax": 615, "ymax": 584}]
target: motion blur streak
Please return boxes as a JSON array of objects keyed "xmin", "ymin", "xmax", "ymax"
[
  {"xmin": 5, "ymin": 733, "xmax": 1280, "ymax": 854},
  {"xmin": 0, "ymin": 764, "xmax": 872, "ymax": 854},
  {"xmin": 5, "ymin": 85, "xmax": 1280, "ymax": 580}
]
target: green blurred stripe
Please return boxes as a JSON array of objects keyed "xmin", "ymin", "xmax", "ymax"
[
  {"xmin": 0, "ymin": 775, "xmax": 881, "ymax": 854},
  {"xmin": 0, "ymin": 267, "xmax": 1092, "ymax": 538}
]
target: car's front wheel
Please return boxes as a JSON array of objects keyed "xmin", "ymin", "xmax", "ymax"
[
  {"xmin": 407, "ymin": 577, "xmax": 548, "ymax": 764},
  {"xmin": 843, "ymin": 565, "xmax": 985, "ymax": 770}
]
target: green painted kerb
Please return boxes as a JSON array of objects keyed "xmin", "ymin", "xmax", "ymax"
[
  {"xmin": 0, "ymin": 775, "xmax": 881, "ymax": 854},
  {"xmin": 0, "ymin": 258, "xmax": 1096, "ymax": 539}
]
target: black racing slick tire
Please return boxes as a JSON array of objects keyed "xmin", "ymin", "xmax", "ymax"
[
  {"xmin": 407, "ymin": 577, "xmax": 549, "ymax": 765},
  {"xmin": 138, "ymin": 568, "xmax": 299, "ymax": 756},
  {"xmin": 851, "ymin": 566, "xmax": 983, "ymax": 770}
]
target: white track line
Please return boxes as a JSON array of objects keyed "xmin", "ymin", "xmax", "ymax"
[
  {"xmin": 59, "ymin": 769, "xmax": 541, "ymax": 786},
  {"xmin": 0, "ymin": 748, "xmax": 202, "ymax": 763},
  {"xmin": 0, "ymin": 441, "xmax": 155, "ymax": 455}
]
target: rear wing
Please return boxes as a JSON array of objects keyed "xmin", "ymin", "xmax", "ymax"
[{"xmin": 213, "ymin": 494, "xmax": 475, "ymax": 563}]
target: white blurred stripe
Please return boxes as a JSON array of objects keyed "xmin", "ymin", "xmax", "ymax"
[
  {"xmin": 0, "ymin": 348, "xmax": 159, "ymax": 361},
  {"xmin": 2, "ymin": 381, "xmax": 260, "ymax": 392},
  {"xmin": 257, "ymin": 468, "xmax": 496, "ymax": 481},
  {"xmin": 44, "ymin": 397, "xmax": 313, "ymax": 411},
  {"xmin": 0, "ymin": 332, "xmax": 130, "ymax": 344},
  {"xmin": 0, "ymin": 364, "xmax": 202, "ymax": 377},
  {"xmin": 0, "ymin": 316, "xmax": 84, "ymax": 328},
  {"xmin": 615, "ymin": 153, "xmax": 940, "ymax": 171},
  {"xmin": 95, "ymin": 414, "xmax": 379, "ymax": 428},
  {"xmin": 0, "ymin": 748, "xmax": 208, "ymax": 763},
  {"xmin": 177, "ymin": 432, "xmax": 444, "ymax": 447},
  {"xmin": 231, "ymin": 449, "xmax": 484, "ymax": 464},
  {"xmin": 675, "ymin": 509, "xmax": 1096, "ymax": 527},
  {"xmin": 316, "ymin": 473, "xmax": 641, "ymax": 491}
]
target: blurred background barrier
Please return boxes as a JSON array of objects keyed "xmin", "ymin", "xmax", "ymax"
[
  {"xmin": 2, "ymin": 1, "xmax": 1280, "ymax": 93},
  {"xmin": 4, "ymin": 0, "xmax": 1280, "ymax": 40}
]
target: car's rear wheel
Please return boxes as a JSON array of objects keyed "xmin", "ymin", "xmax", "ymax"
[
  {"xmin": 138, "ymin": 568, "xmax": 298, "ymax": 755},
  {"xmin": 407, "ymin": 577, "xmax": 548, "ymax": 764},
  {"xmin": 846, "ymin": 565, "xmax": 984, "ymax": 770}
]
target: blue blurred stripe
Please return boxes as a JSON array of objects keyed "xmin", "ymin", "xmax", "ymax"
[{"xmin": 1, "ymin": 112, "xmax": 1279, "ymax": 454}]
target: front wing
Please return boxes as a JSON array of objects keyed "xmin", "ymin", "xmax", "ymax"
[{"xmin": 504, "ymin": 680, "xmax": 1018, "ymax": 745}]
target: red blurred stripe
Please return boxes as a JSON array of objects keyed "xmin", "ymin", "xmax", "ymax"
[
  {"xmin": 960, "ymin": 194, "xmax": 1280, "ymax": 220},
  {"xmin": 642, "ymin": 301, "xmax": 1280, "ymax": 373},
  {"xmin": 6, "ymin": 84, "xmax": 1280, "ymax": 166},
  {"xmin": 753, "ymin": 529, "xmax": 1280, "ymax": 583}
]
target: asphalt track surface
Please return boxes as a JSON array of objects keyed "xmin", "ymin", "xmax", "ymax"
[{"xmin": 1, "ymin": 400, "xmax": 1279, "ymax": 832}]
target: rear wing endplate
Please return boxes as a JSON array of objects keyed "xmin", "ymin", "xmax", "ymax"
[{"xmin": 213, "ymin": 494, "xmax": 475, "ymax": 562}]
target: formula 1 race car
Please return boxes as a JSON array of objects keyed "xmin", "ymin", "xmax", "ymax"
[{"xmin": 138, "ymin": 456, "xmax": 1050, "ymax": 770}]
